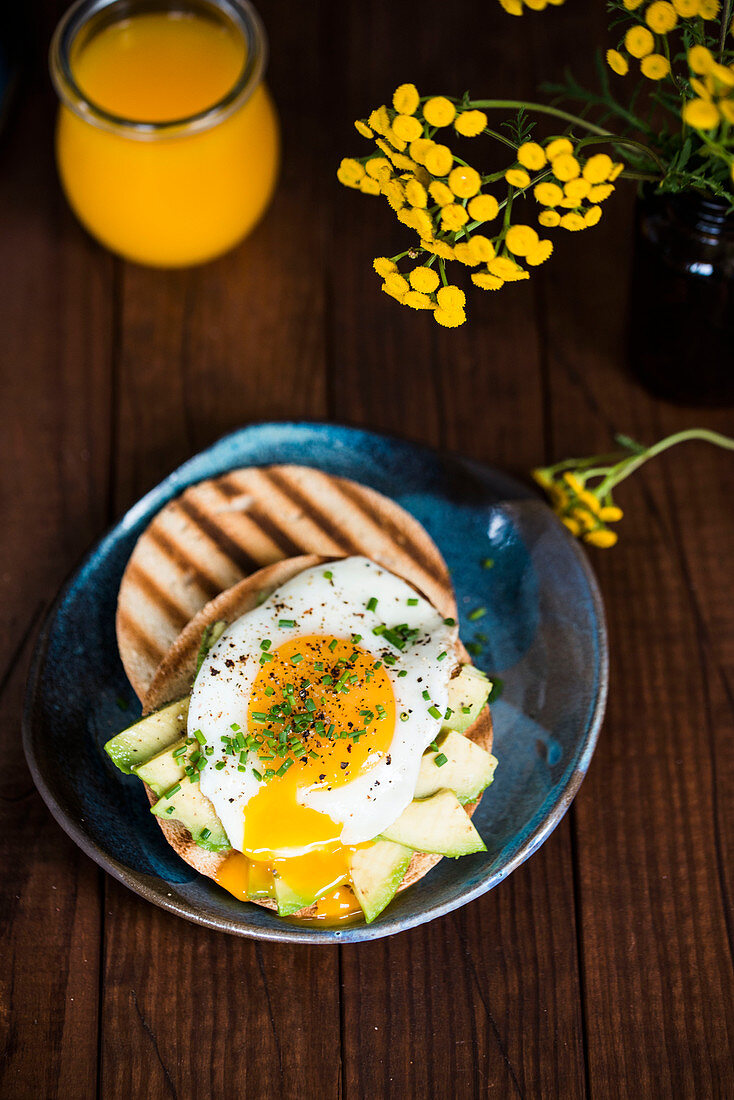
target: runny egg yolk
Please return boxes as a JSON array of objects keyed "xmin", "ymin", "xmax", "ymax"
[{"xmin": 216, "ymin": 635, "xmax": 396, "ymax": 918}]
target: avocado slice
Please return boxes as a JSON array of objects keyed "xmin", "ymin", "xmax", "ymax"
[
  {"xmin": 104, "ymin": 697, "xmax": 190, "ymax": 774},
  {"xmin": 133, "ymin": 735, "xmax": 192, "ymax": 795},
  {"xmin": 152, "ymin": 781, "xmax": 230, "ymax": 852},
  {"xmin": 382, "ymin": 789, "xmax": 487, "ymax": 857},
  {"xmin": 347, "ymin": 839, "xmax": 413, "ymax": 924},
  {"xmin": 272, "ymin": 873, "xmax": 316, "ymax": 917},
  {"xmin": 415, "ymin": 730, "xmax": 497, "ymax": 804},
  {"xmin": 444, "ymin": 665, "xmax": 492, "ymax": 733}
]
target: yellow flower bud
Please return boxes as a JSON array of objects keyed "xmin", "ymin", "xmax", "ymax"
[
  {"xmin": 403, "ymin": 290, "xmax": 436, "ymax": 310},
  {"xmin": 454, "ymin": 110, "xmax": 487, "ymax": 137},
  {"xmin": 392, "ymin": 114, "xmax": 424, "ymax": 142},
  {"xmin": 429, "ymin": 180, "xmax": 455, "ymax": 206},
  {"xmin": 382, "ymin": 273, "xmax": 410, "ymax": 301},
  {"xmin": 688, "ymin": 45, "xmax": 714, "ymax": 73},
  {"xmin": 588, "ymin": 183, "xmax": 615, "ymax": 202},
  {"xmin": 583, "ymin": 528, "xmax": 618, "ymax": 548},
  {"xmin": 538, "ymin": 209, "xmax": 561, "ymax": 227},
  {"xmin": 582, "ymin": 153, "xmax": 613, "ymax": 183},
  {"xmin": 487, "ymin": 256, "xmax": 527, "ymax": 280},
  {"xmin": 560, "ymin": 212, "xmax": 586, "ymax": 231},
  {"xmin": 552, "ymin": 154, "xmax": 581, "ymax": 181},
  {"xmin": 646, "ymin": 1, "xmax": 677, "ymax": 32},
  {"xmin": 545, "ymin": 137, "xmax": 574, "ymax": 159},
  {"xmin": 682, "ymin": 97, "xmax": 720, "ymax": 128},
  {"xmin": 422, "ymin": 96, "xmax": 456, "ymax": 127},
  {"xmin": 505, "ymin": 168, "xmax": 532, "ymax": 188},
  {"xmin": 517, "ymin": 142, "xmax": 547, "ymax": 170},
  {"xmin": 467, "ymin": 193, "xmax": 500, "ymax": 221},
  {"xmin": 424, "ymin": 144, "xmax": 453, "ymax": 177},
  {"xmin": 641, "ymin": 53, "xmax": 671, "ymax": 80},
  {"xmin": 607, "ymin": 49, "xmax": 629, "ymax": 76},
  {"xmin": 441, "ymin": 204, "xmax": 469, "ymax": 231},
  {"xmin": 505, "ymin": 224, "xmax": 539, "ymax": 256},
  {"xmin": 436, "ymin": 285, "xmax": 466, "ymax": 311},
  {"xmin": 368, "ymin": 105, "xmax": 391, "ymax": 135},
  {"xmin": 471, "ymin": 272, "xmax": 504, "ymax": 290},
  {"xmin": 421, "ymin": 238, "xmax": 455, "ymax": 260},
  {"xmin": 534, "ymin": 181, "xmax": 564, "ymax": 207},
  {"xmin": 409, "ymin": 266, "xmax": 440, "ymax": 293},
  {"xmin": 337, "ymin": 158, "xmax": 366, "ymax": 188},
  {"xmin": 564, "ymin": 178, "xmax": 591, "ymax": 201},
  {"xmin": 624, "ymin": 25, "xmax": 654, "ymax": 58},
  {"xmin": 525, "ymin": 239, "xmax": 554, "ymax": 266},
  {"xmin": 373, "ymin": 257, "xmax": 398, "ymax": 277},
  {"xmin": 599, "ymin": 505, "xmax": 623, "ymax": 522},
  {"xmin": 393, "ymin": 83, "xmax": 420, "ymax": 115},
  {"xmin": 359, "ymin": 176, "xmax": 380, "ymax": 195},
  {"xmin": 405, "ymin": 178, "xmax": 428, "ymax": 208},
  {"xmin": 434, "ymin": 307, "xmax": 466, "ymax": 328},
  {"xmin": 584, "ymin": 205, "xmax": 603, "ymax": 227},
  {"xmin": 365, "ymin": 157, "xmax": 392, "ymax": 180},
  {"xmin": 355, "ymin": 120, "xmax": 374, "ymax": 138},
  {"xmin": 448, "ymin": 166, "xmax": 482, "ymax": 198},
  {"xmin": 409, "ymin": 138, "xmax": 434, "ymax": 165}
]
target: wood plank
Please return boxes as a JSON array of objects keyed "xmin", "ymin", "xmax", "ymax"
[
  {"xmin": 0, "ymin": 2, "xmax": 113, "ymax": 1094},
  {"xmin": 331, "ymin": 4, "xmax": 586, "ymax": 1095},
  {"xmin": 530, "ymin": 3, "xmax": 734, "ymax": 1077},
  {"xmin": 99, "ymin": 3, "xmax": 340, "ymax": 1097}
]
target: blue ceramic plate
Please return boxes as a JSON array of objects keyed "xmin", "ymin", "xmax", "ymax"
[{"xmin": 24, "ymin": 422, "xmax": 607, "ymax": 943}]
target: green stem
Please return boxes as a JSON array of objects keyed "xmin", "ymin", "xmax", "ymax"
[
  {"xmin": 596, "ymin": 429, "xmax": 734, "ymax": 496},
  {"xmin": 719, "ymin": 0, "xmax": 733, "ymax": 63},
  {"xmin": 470, "ymin": 99, "xmax": 611, "ymax": 136}
]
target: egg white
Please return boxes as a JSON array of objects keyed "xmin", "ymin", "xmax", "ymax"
[{"xmin": 191, "ymin": 556, "xmax": 457, "ymax": 851}]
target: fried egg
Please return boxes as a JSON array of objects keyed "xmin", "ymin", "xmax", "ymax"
[{"xmin": 190, "ymin": 556, "xmax": 457, "ymax": 907}]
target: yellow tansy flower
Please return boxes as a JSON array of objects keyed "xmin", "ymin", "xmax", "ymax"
[
  {"xmin": 424, "ymin": 144, "xmax": 453, "ymax": 176},
  {"xmin": 672, "ymin": 0, "xmax": 699, "ymax": 13},
  {"xmin": 434, "ymin": 307, "xmax": 466, "ymax": 328},
  {"xmin": 564, "ymin": 178, "xmax": 591, "ymax": 201},
  {"xmin": 471, "ymin": 272, "xmax": 504, "ymax": 290},
  {"xmin": 365, "ymin": 157, "xmax": 392, "ymax": 180},
  {"xmin": 545, "ymin": 137, "xmax": 574, "ymax": 159},
  {"xmin": 582, "ymin": 153, "xmax": 613, "ymax": 183},
  {"xmin": 599, "ymin": 505, "xmax": 624, "ymax": 522},
  {"xmin": 552, "ymin": 153, "xmax": 581, "ymax": 181},
  {"xmin": 534, "ymin": 181, "xmax": 564, "ymax": 206},
  {"xmin": 608, "ymin": 162, "xmax": 625, "ymax": 181},
  {"xmin": 584, "ymin": 205, "xmax": 602, "ymax": 226},
  {"xmin": 409, "ymin": 138, "xmax": 435, "ymax": 165},
  {"xmin": 411, "ymin": 209, "xmax": 436, "ymax": 239},
  {"xmin": 454, "ymin": 110, "xmax": 488, "ymax": 137},
  {"xmin": 436, "ymin": 285, "xmax": 466, "ymax": 310},
  {"xmin": 498, "ymin": 0, "xmax": 523, "ymax": 12},
  {"xmin": 689, "ymin": 45, "xmax": 714, "ymax": 73},
  {"xmin": 682, "ymin": 97, "xmax": 720, "ymax": 128},
  {"xmin": 505, "ymin": 168, "xmax": 532, "ymax": 188},
  {"xmin": 409, "ymin": 266, "xmax": 440, "ymax": 293},
  {"xmin": 423, "ymin": 96, "xmax": 457, "ymax": 127},
  {"xmin": 641, "ymin": 54, "xmax": 671, "ymax": 79},
  {"xmin": 429, "ymin": 180, "xmax": 455, "ymax": 206},
  {"xmin": 588, "ymin": 183, "xmax": 615, "ymax": 201},
  {"xmin": 467, "ymin": 193, "xmax": 500, "ymax": 220},
  {"xmin": 403, "ymin": 290, "xmax": 436, "ymax": 310},
  {"xmin": 538, "ymin": 209, "xmax": 561, "ymax": 227},
  {"xmin": 584, "ymin": 529, "xmax": 618, "ymax": 548},
  {"xmin": 421, "ymin": 238, "xmax": 456, "ymax": 260},
  {"xmin": 405, "ymin": 178, "xmax": 429, "ymax": 208},
  {"xmin": 448, "ymin": 166, "xmax": 482, "ymax": 198},
  {"xmin": 360, "ymin": 177, "xmax": 381, "ymax": 195},
  {"xmin": 381, "ymin": 178, "xmax": 405, "ymax": 210},
  {"xmin": 525, "ymin": 239, "xmax": 554, "ymax": 265},
  {"xmin": 646, "ymin": 1, "xmax": 677, "ymax": 32},
  {"xmin": 720, "ymin": 100, "xmax": 734, "ymax": 124},
  {"xmin": 505, "ymin": 224, "xmax": 539, "ymax": 256},
  {"xmin": 698, "ymin": 0, "xmax": 720, "ymax": 15},
  {"xmin": 337, "ymin": 158, "xmax": 366, "ymax": 187},
  {"xmin": 623, "ymin": 0, "xmax": 645, "ymax": 8},
  {"xmin": 393, "ymin": 83, "xmax": 420, "ymax": 115},
  {"xmin": 453, "ymin": 241, "xmax": 482, "ymax": 266},
  {"xmin": 373, "ymin": 257, "xmax": 397, "ymax": 277},
  {"xmin": 368, "ymin": 105, "xmax": 391, "ymax": 135},
  {"xmin": 487, "ymin": 256, "xmax": 527, "ymax": 280},
  {"xmin": 355, "ymin": 120, "xmax": 374, "ymax": 138},
  {"xmin": 468, "ymin": 234, "xmax": 495, "ymax": 261},
  {"xmin": 708, "ymin": 62, "xmax": 734, "ymax": 90},
  {"xmin": 560, "ymin": 212, "xmax": 585, "ymax": 231},
  {"xmin": 392, "ymin": 114, "xmax": 424, "ymax": 142},
  {"xmin": 624, "ymin": 25, "xmax": 654, "ymax": 58},
  {"xmin": 382, "ymin": 272, "xmax": 410, "ymax": 300},
  {"xmin": 441, "ymin": 204, "xmax": 470, "ymax": 231},
  {"xmin": 607, "ymin": 49, "xmax": 629, "ymax": 76},
  {"xmin": 517, "ymin": 142, "xmax": 547, "ymax": 170}
]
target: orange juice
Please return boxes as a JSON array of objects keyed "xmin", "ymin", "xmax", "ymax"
[{"xmin": 51, "ymin": 1, "xmax": 279, "ymax": 267}]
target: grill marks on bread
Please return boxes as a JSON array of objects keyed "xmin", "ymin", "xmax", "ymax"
[{"xmin": 117, "ymin": 465, "xmax": 454, "ymax": 700}]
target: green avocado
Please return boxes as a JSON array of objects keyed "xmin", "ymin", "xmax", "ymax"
[
  {"xmin": 381, "ymin": 789, "xmax": 487, "ymax": 857},
  {"xmin": 133, "ymin": 735, "xmax": 190, "ymax": 795},
  {"xmin": 348, "ymin": 839, "xmax": 413, "ymax": 923},
  {"xmin": 444, "ymin": 665, "xmax": 492, "ymax": 733},
  {"xmin": 151, "ymin": 781, "xmax": 230, "ymax": 852},
  {"xmin": 104, "ymin": 697, "xmax": 190, "ymax": 774},
  {"xmin": 415, "ymin": 730, "xmax": 497, "ymax": 804},
  {"xmin": 272, "ymin": 873, "xmax": 317, "ymax": 917}
]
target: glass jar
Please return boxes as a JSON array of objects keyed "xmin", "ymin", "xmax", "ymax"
[
  {"xmin": 50, "ymin": 0, "xmax": 280, "ymax": 268},
  {"xmin": 628, "ymin": 189, "xmax": 734, "ymax": 406}
]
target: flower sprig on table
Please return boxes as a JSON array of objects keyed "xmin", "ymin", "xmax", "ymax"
[
  {"xmin": 337, "ymin": 2, "xmax": 734, "ymax": 326},
  {"xmin": 532, "ymin": 428, "xmax": 734, "ymax": 547}
]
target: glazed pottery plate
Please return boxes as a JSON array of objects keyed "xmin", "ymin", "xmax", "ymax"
[{"xmin": 24, "ymin": 422, "xmax": 607, "ymax": 943}]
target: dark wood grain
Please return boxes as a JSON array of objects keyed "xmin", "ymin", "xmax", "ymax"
[{"xmin": 1, "ymin": 0, "xmax": 733, "ymax": 1097}]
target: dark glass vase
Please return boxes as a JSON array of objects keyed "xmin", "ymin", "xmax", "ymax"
[{"xmin": 629, "ymin": 189, "xmax": 734, "ymax": 406}]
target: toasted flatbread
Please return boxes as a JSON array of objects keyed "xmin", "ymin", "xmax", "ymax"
[
  {"xmin": 118, "ymin": 465, "xmax": 455, "ymax": 701},
  {"xmin": 141, "ymin": 558, "xmax": 493, "ymax": 921}
]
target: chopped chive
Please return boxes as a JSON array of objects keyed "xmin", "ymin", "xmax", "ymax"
[
  {"xmin": 173, "ymin": 745, "xmax": 187, "ymax": 759},
  {"xmin": 400, "ymin": 712, "xmax": 409, "ymax": 722},
  {"xmin": 398, "ymin": 669, "xmax": 407, "ymax": 678},
  {"xmin": 163, "ymin": 782, "xmax": 181, "ymax": 799},
  {"xmin": 367, "ymin": 597, "xmax": 378, "ymax": 612},
  {"xmin": 165, "ymin": 806, "xmax": 174, "ymax": 814},
  {"xmin": 349, "ymin": 650, "xmax": 360, "ymax": 663},
  {"xmin": 469, "ymin": 607, "xmax": 487, "ymax": 622},
  {"xmin": 329, "ymin": 639, "xmax": 338, "ymax": 651},
  {"xmin": 466, "ymin": 642, "xmax": 482, "ymax": 657},
  {"xmin": 482, "ymin": 558, "xmax": 494, "ymax": 569},
  {"xmin": 372, "ymin": 625, "xmax": 385, "ymax": 636},
  {"xmin": 422, "ymin": 689, "xmax": 431, "ymax": 701},
  {"xmin": 462, "ymin": 705, "xmax": 472, "ymax": 714},
  {"xmin": 383, "ymin": 654, "xmax": 397, "ymax": 666},
  {"xmin": 323, "ymin": 570, "xmax": 333, "ymax": 579},
  {"xmin": 308, "ymin": 750, "xmax": 320, "ymax": 759},
  {"xmin": 327, "ymin": 724, "xmax": 335, "ymax": 737},
  {"xmin": 444, "ymin": 707, "xmax": 453, "ymax": 720},
  {"xmin": 305, "ymin": 698, "xmax": 316, "ymax": 712},
  {"xmin": 291, "ymin": 653, "xmax": 304, "ymax": 664},
  {"xmin": 314, "ymin": 661, "xmax": 324, "ymax": 671},
  {"xmin": 279, "ymin": 619, "xmax": 296, "ymax": 628},
  {"xmin": 260, "ymin": 638, "xmax": 272, "ymax": 651},
  {"xmin": 252, "ymin": 769, "xmax": 263, "ymax": 781},
  {"xmin": 265, "ymin": 686, "xmax": 274, "ymax": 696},
  {"xmin": 230, "ymin": 723, "xmax": 240, "ymax": 731},
  {"xmin": 437, "ymin": 651, "xmax": 447, "ymax": 661},
  {"xmin": 373, "ymin": 660, "xmax": 383, "ymax": 669},
  {"xmin": 443, "ymin": 617, "xmax": 456, "ymax": 626},
  {"xmin": 260, "ymin": 653, "xmax": 274, "ymax": 664},
  {"xmin": 200, "ymin": 828, "xmax": 211, "ymax": 841},
  {"xmin": 407, "ymin": 597, "xmax": 419, "ymax": 606},
  {"xmin": 429, "ymin": 740, "xmax": 440, "ymax": 752},
  {"xmin": 194, "ymin": 729, "xmax": 206, "ymax": 745},
  {"xmin": 215, "ymin": 761, "xmax": 226, "ymax": 770},
  {"xmin": 428, "ymin": 705, "xmax": 441, "ymax": 720},
  {"xmin": 321, "ymin": 674, "xmax": 333, "ymax": 685},
  {"xmin": 351, "ymin": 634, "xmax": 362, "ymax": 644},
  {"xmin": 276, "ymin": 759, "xmax": 293, "ymax": 777},
  {"xmin": 434, "ymin": 753, "xmax": 448, "ymax": 768},
  {"xmin": 251, "ymin": 711, "xmax": 268, "ymax": 722}
]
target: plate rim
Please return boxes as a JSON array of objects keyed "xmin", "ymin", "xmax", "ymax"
[{"xmin": 23, "ymin": 419, "xmax": 608, "ymax": 944}]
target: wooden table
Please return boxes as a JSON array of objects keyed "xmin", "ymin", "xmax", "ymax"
[{"xmin": 2, "ymin": 2, "xmax": 732, "ymax": 1096}]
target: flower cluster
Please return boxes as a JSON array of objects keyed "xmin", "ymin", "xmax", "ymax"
[
  {"xmin": 338, "ymin": 85, "xmax": 625, "ymax": 326},
  {"xmin": 532, "ymin": 429, "xmax": 734, "ymax": 548},
  {"xmin": 606, "ymin": 0, "xmax": 720, "ymax": 82},
  {"xmin": 682, "ymin": 45, "xmax": 734, "ymax": 159},
  {"xmin": 497, "ymin": 0, "xmax": 565, "ymax": 12}
]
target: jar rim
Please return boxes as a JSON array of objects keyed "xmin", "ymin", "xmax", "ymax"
[{"xmin": 49, "ymin": 0, "xmax": 268, "ymax": 139}]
